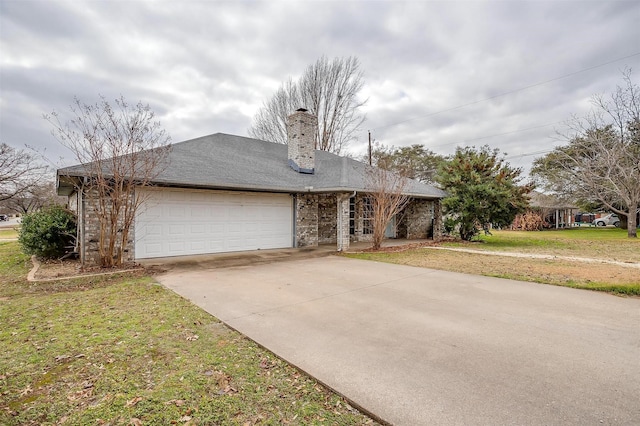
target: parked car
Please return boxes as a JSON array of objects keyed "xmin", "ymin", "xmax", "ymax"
[
  {"xmin": 595, "ymin": 214, "xmax": 620, "ymax": 227},
  {"xmin": 0, "ymin": 214, "xmax": 9, "ymax": 221},
  {"xmin": 575, "ymin": 213, "xmax": 595, "ymax": 223}
]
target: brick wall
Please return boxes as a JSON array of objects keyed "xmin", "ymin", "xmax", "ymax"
[
  {"xmin": 433, "ymin": 199, "xmax": 443, "ymax": 239},
  {"xmin": 302, "ymin": 193, "xmax": 350, "ymax": 250},
  {"xmin": 336, "ymin": 194, "xmax": 350, "ymax": 251},
  {"xmin": 295, "ymin": 193, "xmax": 318, "ymax": 247},
  {"xmin": 318, "ymin": 194, "xmax": 337, "ymax": 244},
  {"xmin": 287, "ymin": 110, "xmax": 317, "ymax": 173},
  {"xmin": 80, "ymin": 188, "xmax": 135, "ymax": 266},
  {"xmin": 404, "ymin": 198, "xmax": 435, "ymax": 239}
]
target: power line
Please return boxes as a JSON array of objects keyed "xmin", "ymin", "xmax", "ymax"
[
  {"xmin": 429, "ymin": 120, "xmax": 564, "ymax": 149},
  {"xmin": 371, "ymin": 52, "xmax": 640, "ymax": 132},
  {"xmin": 506, "ymin": 149, "xmax": 554, "ymax": 160}
]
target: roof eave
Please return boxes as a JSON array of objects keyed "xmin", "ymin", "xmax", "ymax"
[
  {"xmin": 56, "ymin": 173, "xmax": 80, "ymax": 196},
  {"xmin": 150, "ymin": 181, "xmax": 445, "ymax": 199}
]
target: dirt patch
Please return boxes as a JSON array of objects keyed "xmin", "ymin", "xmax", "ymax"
[
  {"xmin": 33, "ymin": 258, "xmax": 143, "ymax": 281},
  {"xmin": 353, "ymin": 238, "xmax": 454, "ymax": 253},
  {"xmin": 374, "ymin": 249, "xmax": 640, "ymax": 287}
]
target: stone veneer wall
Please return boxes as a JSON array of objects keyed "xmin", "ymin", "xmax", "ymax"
[
  {"xmin": 298, "ymin": 193, "xmax": 351, "ymax": 250},
  {"xmin": 433, "ymin": 199, "xmax": 443, "ymax": 240},
  {"xmin": 317, "ymin": 194, "xmax": 337, "ymax": 244},
  {"xmin": 336, "ymin": 194, "xmax": 350, "ymax": 251},
  {"xmin": 287, "ymin": 110, "xmax": 317, "ymax": 173},
  {"xmin": 81, "ymin": 188, "xmax": 135, "ymax": 266},
  {"xmin": 404, "ymin": 199, "xmax": 435, "ymax": 239},
  {"xmin": 295, "ymin": 193, "xmax": 318, "ymax": 247}
]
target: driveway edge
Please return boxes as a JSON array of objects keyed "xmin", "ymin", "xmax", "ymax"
[{"xmin": 163, "ymin": 282, "xmax": 393, "ymax": 426}]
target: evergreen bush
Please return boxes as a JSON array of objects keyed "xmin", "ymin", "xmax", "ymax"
[{"xmin": 19, "ymin": 205, "xmax": 77, "ymax": 259}]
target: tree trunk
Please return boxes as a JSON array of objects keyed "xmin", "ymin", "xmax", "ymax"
[{"xmin": 627, "ymin": 204, "xmax": 638, "ymax": 238}]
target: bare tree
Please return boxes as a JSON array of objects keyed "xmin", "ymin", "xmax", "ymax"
[
  {"xmin": 250, "ymin": 56, "xmax": 366, "ymax": 154},
  {"xmin": 0, "ymin": 143, "xmax": 48, "ymax": 202},
  {"xmin": 3, "ymin": 180, "xmax": 64, "ymax": 214},
  {"xmin": 47, "ymin": 96, "xmax": 171, "ymax": 267},
  {"xmin": 532, "ymin": 69, "xmax": 639, "ymax": 238},
  {"xmin": 366, "ymin": 166, "xmax": 411, "ymax": 250}
]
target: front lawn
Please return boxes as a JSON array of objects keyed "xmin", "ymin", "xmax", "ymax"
[
  {"xmin": 0, "ymin": 241, "xmax": 376, "ymax": 425},
  {"xmin": 347, "ymin": 228, "xmax": 640, "ymax": 295},
  {"xmin": 443, "ymin": 227, "xmax": 639, "ymax": 263},
  {"xmin": 0, "ymin": 228, "xmax": 19, "ymax": 239}
]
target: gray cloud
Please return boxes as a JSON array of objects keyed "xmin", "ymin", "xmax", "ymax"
[{"xmin": 1, "ymin": 0, "xmax": 639, "ymax": 177}]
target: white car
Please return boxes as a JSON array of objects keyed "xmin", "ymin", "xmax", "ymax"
[{"xmin": 595, "ymin": 214, "xmax": 620, "ymax": 227}]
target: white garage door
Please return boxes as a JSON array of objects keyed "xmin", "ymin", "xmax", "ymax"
[{"xmin": 135, "ymin": 188, "xmax": 293, "ymax": 259}]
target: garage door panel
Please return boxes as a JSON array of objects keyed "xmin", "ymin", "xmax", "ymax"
[
  {"xmin": 209, "ymin": 223, "xmax": 225, "ymax": 233},
  {"xmin": 145, "ymin": 224, "xmax": 162, "ymax": 236},
  {"xmin": 208, "ymin": 239, "xmax": 225, "ymax": 251},
  {"xmin": 168, "ymin": 224, "xmax": 185, "ymax": 236},
  {"xmin": 191, "ymin": 224, "xmax": 206, "ymax": 234},
  {"xmin": 168, "ymin": 241, "xmax": 185, "ymax": 253},
  {"xmin": 144, "ymin": 243, "xmax": 162, "ymax": 256},
  {"xmin": 135, "ymin": 189, "xmax": 293, "ymax": 259},
  {"xmin": 189, "ymin": 241, "xmax": 206, "ymax": 251},
  {"xmin": 190, "ymin": 206, "xmax": 208, "ymax": 219}
]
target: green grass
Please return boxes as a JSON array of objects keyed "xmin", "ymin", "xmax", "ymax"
[
  {"xmin": 0, "ymin": 241, "xmax": 33, "ymax": 298},
  {"xmin": 0, "ymin": 241, "xmax": 376, "ymax": 425},
  {"xmin": 443, "ymin": 228, "xmax": 640, "ymax": 263},
  {"xmin": 347, "ymin": 228, "xmax": 640, "ymax": 296},
  {"xmin": 0, "ymin": 228, "xmax": 19, "ymax": 239}
]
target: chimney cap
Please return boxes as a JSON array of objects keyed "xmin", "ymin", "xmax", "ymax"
[{"xmin": 295, "ymin": 108, "xmax": 308, "ymax": 112}]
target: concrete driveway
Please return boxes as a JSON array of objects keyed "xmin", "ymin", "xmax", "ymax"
[{"xmin": 157, "ymin": 256, "xmax": 640, "ymax": 425}]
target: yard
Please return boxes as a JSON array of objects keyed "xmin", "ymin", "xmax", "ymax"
[
  {"xmin": 348, "ymin": 228, "xmax": 640, "ymax": 295},
  {"xmin": 0, "ymin": 228, "xmax": 18, "ymax": 239},
  {"xmin": 0, "ymin": 240, "xmax": 376, "ymax": 425},
  {"xmin": 2, "ymin": 227, "xmax": 638, "ymax": 424}
]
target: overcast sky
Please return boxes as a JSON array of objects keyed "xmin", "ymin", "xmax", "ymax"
[{"xmin": 1, "ymin": 0, "xmax": 639, "ymax": 177}]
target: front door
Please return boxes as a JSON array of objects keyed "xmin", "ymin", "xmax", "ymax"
[{"xmin": 384, "ymin": 215, "xmax": 396, "ymax": 238}]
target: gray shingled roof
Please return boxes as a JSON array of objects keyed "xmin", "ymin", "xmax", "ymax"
[
  {"xmin": 529, "ymin": 191, "xmax": 577, "ymax": 209},
  {"xmin": 58, "ymin": 133, "xmax": 446, "ymax": 199}
]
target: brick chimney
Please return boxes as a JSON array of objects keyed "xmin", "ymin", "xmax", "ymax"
[{"xmin": 287, "ymin": 108, "xmax": 317, "ymax": 174}]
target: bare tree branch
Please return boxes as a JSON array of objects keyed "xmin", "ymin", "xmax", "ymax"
[
  {"xmin": 532, "ymin": 69, "xmax": 639, "ymax": 237},
  {"xmin": 366, "ymin": 166, "xmax": 411, "ymax": 250},
  {"xmin": 2, "ymin": 179, "xmax": 64, "ymax": 214},
  {"xmin": 249, "ymin": 56, "xmax": 366, "ymax": 154},
  {"xmin": 0, "ymin": 143, "xmax": 48, "ymax": 203},
  {"xmin": 46, "ymin": 96, "xmax": 172, "ymax": 266}
]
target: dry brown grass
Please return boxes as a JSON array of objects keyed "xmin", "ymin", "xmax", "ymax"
[
  {"xmin": 348, "ymin": 228, "xmax": 640, "ymax": 295},
  {"xmin": 375, "ymin": 249, "xmax": 640, "ymax": 287}
]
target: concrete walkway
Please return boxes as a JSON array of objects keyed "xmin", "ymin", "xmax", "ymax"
[{"xmin": 157, "ymin": 256, "xmax": 640, "ymax": 425}]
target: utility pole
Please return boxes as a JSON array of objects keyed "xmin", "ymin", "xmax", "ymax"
[{"xmin": 368, "ymin": 130, "xmax": 372, "ymax": 166}]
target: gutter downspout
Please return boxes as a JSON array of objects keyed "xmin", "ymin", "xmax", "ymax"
[{"xmin": 80, "ymin": 177, "xmax": 87, "ymax": 265}]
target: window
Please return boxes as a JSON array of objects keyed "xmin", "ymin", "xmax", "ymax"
[
  {"xmin": 362, "ymin": 197, "xmax": 373, "ymax": 235},
  {"xmin": 349, "ymin": 197, "xmax": 355, "ymax": 235}
]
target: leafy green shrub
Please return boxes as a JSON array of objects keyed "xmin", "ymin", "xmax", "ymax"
[
  {"xmin": 443, "ymin": 216, "xmax": 457, "ymax": 235},
  {"xmin": 19, "ymin": 205, "xmax": 77, "ymax": 259}
]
